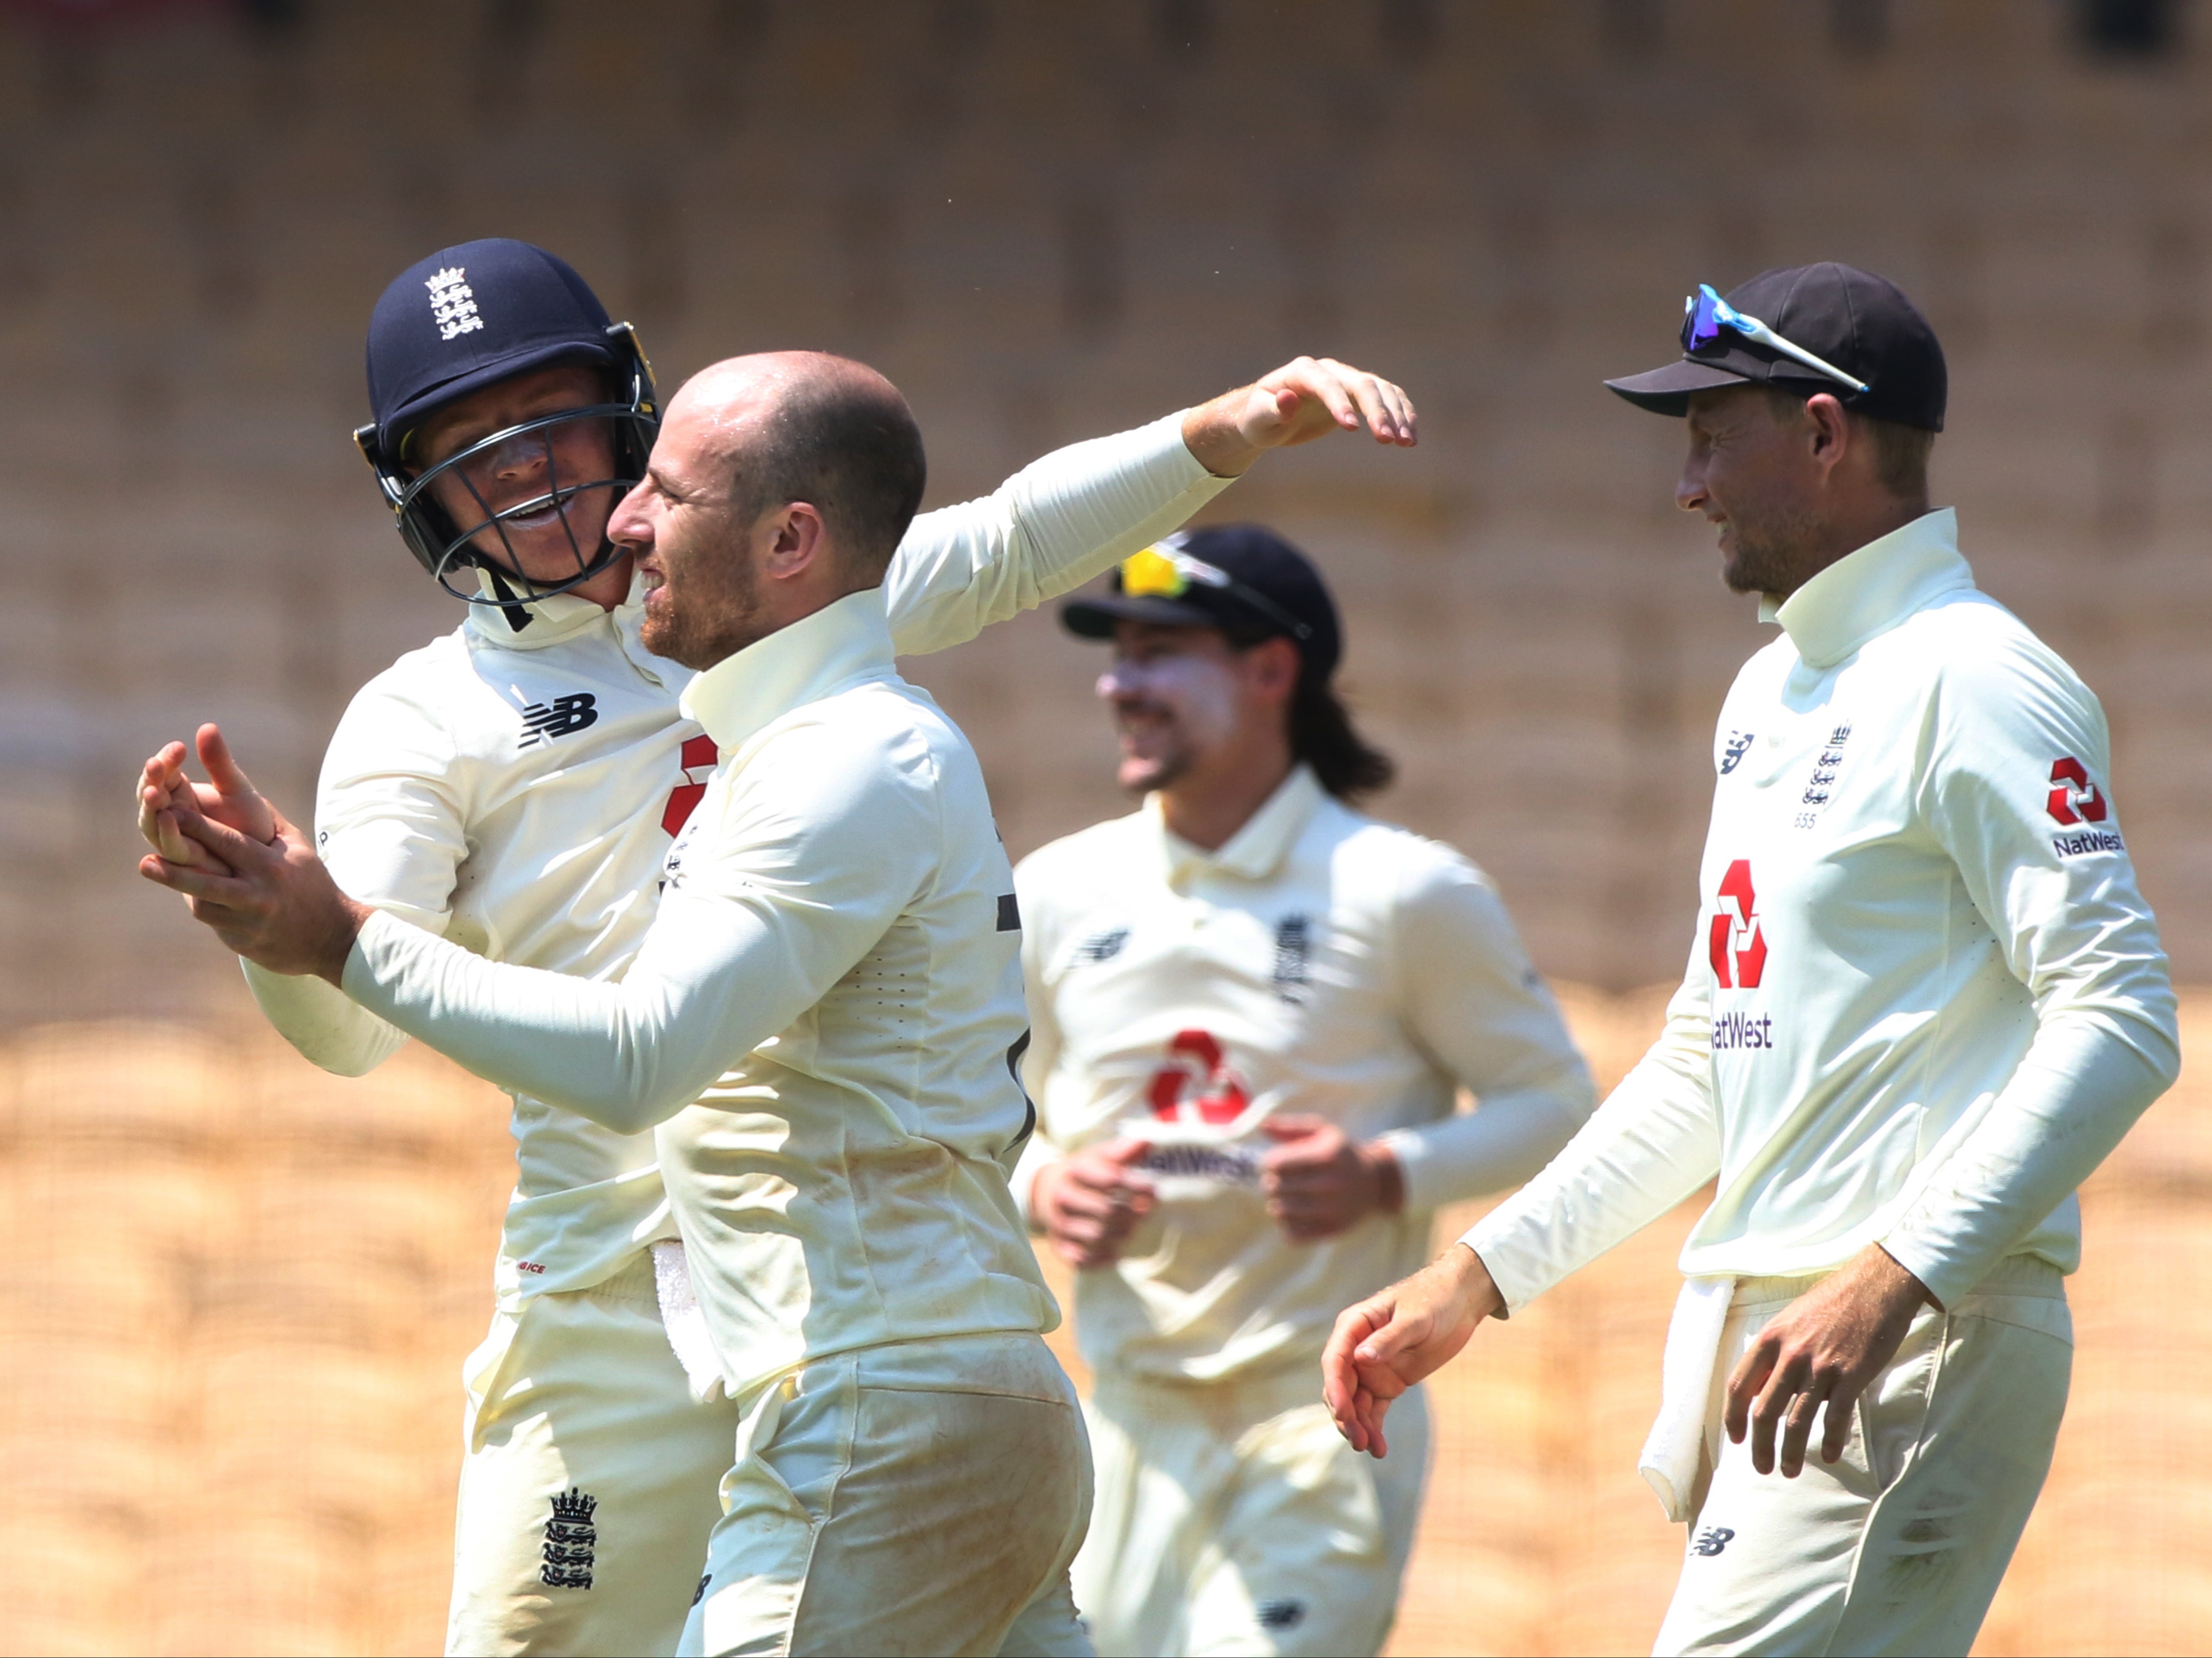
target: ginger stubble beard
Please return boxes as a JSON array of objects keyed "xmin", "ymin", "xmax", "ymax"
[{"xmin": 639, "ymin": 534, "xmax": 770, "ymax": 673}]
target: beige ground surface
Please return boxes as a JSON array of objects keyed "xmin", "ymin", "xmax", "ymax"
[{"xmin": 0, "ymin": 988, "xmax": 2206, "ymax": 1655}]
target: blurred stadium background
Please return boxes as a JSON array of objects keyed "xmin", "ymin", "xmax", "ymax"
[{"xmin": 1, "ymin": 0, "xmax": 2209, "ymax": 1652}]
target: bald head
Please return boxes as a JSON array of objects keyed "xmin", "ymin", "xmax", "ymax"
[{"xmin": 670, "ymin": 350, "xmax": 926, "ymax": 582}]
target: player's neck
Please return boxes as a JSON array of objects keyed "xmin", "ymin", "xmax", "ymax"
[
  {"xmin": 567, "ymin": 552, "xmax": 637, "ymax": 613},
  {"xmin": 1157, "ymin": 746, "xmax": 1296, "ymax": 853}
]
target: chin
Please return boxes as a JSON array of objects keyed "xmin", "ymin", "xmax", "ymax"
[{"xmin": 1117, "ymin": 754, "xmax": 1181, "ymax": 795}]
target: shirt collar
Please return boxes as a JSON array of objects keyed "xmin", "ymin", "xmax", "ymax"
[
  {"xmin": 679, "ymin": 586, "xmax": 896, "ymax": 753},
  {"xmin": 1153, "ymin": 763, "xmax": 1325, "ymax": 887},
  {"xmin": 1768, "ymin": 507, "xmax": 1975, "ymax": 670},
  {"xmin": 461, "ymin": 567, "xmax": 639, "ymax": 652}
]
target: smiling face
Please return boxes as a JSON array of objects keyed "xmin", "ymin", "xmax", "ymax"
[
  {"xmin": 610, "ymin": 367, "xmax": 792, "ymax": 672},
  {"xmin": 411, "ymin": 361, "xmax": 621, "ymax": 589},
  {"xmin": 1678, "ymin": 385, "xmax": 1829, "ymax": 597},
  {"xmin": 1098, "ymin": 621, "xmax": 1299, "ymax": 795}
]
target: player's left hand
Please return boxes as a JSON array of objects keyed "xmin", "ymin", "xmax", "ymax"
[
  {"xmin": 1258, "ymin": 1115, "xmax": 1403, "ymax": 1241},
  {"xmin": 137, "ymin": 752, "xmax": 369, "ymax": 985},
  {"xmin": 1182, "ymin": 358, "xmax": 1417, "ymax": 478},
  {"xmin": 1723, "ymin": 1242, "xmax": 1935, "ymax": 1478},
  {"xmin": 136, "ymin": 722, "xmax": 275, "ymax": 872}
]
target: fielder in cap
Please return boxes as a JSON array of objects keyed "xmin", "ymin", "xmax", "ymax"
[
  {"xmin": 1016, "ymin": 526, "xmax": 1595, "ymax": 1655},
  {"xmin": 1324, "ymin": 263, "xmax": 2178, "ymax": 1656},
  {"xmin": 135, "ymin": 236, "xmax": 1419, "ymax": 1656}
]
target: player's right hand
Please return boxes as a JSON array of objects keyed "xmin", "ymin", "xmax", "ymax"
[
  {"xmin": 136, "ymin": 723, "xmax": 277, "ymax": 872},
  {"xmin": 1322, "ymin": 1243, "xmax": 1499, "ymax": 1459},
  {"xmin": 1034, "ymin": 1139, "xmax": 1158, "ymax": 1269}
]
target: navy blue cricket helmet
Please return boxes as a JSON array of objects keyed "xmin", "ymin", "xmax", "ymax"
[{"xmin": 354, "ymin": 239, "xmax": 659, "ymax": 618}]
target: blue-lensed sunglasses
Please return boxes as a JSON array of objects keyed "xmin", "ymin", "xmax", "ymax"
[{"xmin": 1681, "ymin": 284, "xmax": 1871, "ymax": 394}]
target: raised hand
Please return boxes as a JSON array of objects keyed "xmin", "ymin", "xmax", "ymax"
[
  {"xmin": 1182, "ymin": 358, "xmax": 1418, "ymax": 478},
  {"xmin": 136, "ymin": 723, "xmax": 277, "ymax": 871},
  {"xmin": 1032, "ymin": 1138, "xmax": 1158, "ymax": 1268},
  {"xmin": 138, "ymin": 756, "xmax": 368, "ymax": 985},
  {"xmin": 1322, "ymin": 1243, "xmax": 1499, "ymax": 1459}
]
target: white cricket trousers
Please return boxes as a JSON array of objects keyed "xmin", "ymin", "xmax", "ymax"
[
  {"xmin": 1073, "ymin": 1364, "xmax": 1432, "ymax": 1657},
  {"xmin": 447, "ymin": 1250, "xmax": 742, "ymax": 1656},
  {"xmin": 679, "ymin": 1330, "xmax": 1095, "ymax": 1658},
  {"xmin": 1654, "ymin": 1255, "xmax": 2072, "ymax": 1658}
]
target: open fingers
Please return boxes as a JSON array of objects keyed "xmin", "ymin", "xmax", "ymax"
[
  {"xmin": 138, "ymin": 852, "xmax": 255, "ymax": 906},
  {"xmin": 1280, "ymin": 356, "xmax": 1359, "ymax": 428},
  {"xmin": 1747, "ymin": 1351, "xmax": 1812, "ymax": 1476},
  {"xmin": 1333, "ymin": 361, "xmax": 1403, "ymax": 443},
  {"xmin": 1723, "ymin": 1337, "xmax": 1778, "ymax": 1444},
  {"xmin": 1776, "ymin": 1375, "xmax": 1833, "ymax": 1478},
  {"xmin": 171, "ymin": 803, "xmax": 275, "ymax": 871},
  {"xmin": 196, "ymin": 722, "xmax": 259, "ymax": 799}
]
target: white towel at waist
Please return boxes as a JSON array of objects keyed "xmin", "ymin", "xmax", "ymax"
[
  {"xmin": 650, "ymin": 1240, "xmax": 727, "ymax": 1402},
  {"xmin": 1638, "ymin": 1275, "xmax": 1737, "ymax": 1524}
]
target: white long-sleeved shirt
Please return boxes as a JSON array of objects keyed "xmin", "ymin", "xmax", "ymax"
[
  {"xmin": 342, "ymin": 588, "xmax": 1054, "ymax": 1403},
  {"xmin": 249, "ymin": 414, "xmax": 1230, "ymax": 1304},
  {"xmin": 1464, "ymin": 509, "xmax": 2179, "ymax": 1314},
  {"xmin": 1014, "ymin": 767, "xmax": 1597, "ymax": 1382}
]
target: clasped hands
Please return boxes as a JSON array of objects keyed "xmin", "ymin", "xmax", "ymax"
[
  {"xmin": 1321, "ymin": 1239, "xmax": 1933, "ymax": 1470},
  {"xmin": 135, "ymin": 722, "xmax": 369, "ymax": 985},
  {"xmin": 1034, "ymin": 1115, "xmax": 1403, "ymax": 1269}
]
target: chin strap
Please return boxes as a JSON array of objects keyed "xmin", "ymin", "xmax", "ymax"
[{"xmin": 484, "ymin": 566, "xmax": 536, "ymax": 634}]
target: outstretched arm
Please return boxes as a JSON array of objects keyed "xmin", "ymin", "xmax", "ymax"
[{"xmin": 885, "ymin": 358, "xmax": 1417, "ymax": 657}]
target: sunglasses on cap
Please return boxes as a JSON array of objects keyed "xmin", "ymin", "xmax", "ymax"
[
  {"xmin": 1681, "ymin": 284, "xmax": 1871, "ymax": 395},
  {"xmin": 1120, "ymin": 544, "xmax": 1313, "ymax": 642}
]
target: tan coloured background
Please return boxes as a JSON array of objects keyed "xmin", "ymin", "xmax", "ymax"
[
  {"xmin": 3, "ymin": 994, "xmax": 2207, "ymax": 1656},
  {"xmin": 4, "ymin": 1, "xmax": 2212, "ymax": 1652}
]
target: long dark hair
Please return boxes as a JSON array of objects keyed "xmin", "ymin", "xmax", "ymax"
[
  {"xmin": 1222, "ymin": 618, "xmax": 1394, "ymax": 802},
  {"xmin": 1293, "ymin": 675, "xmax": 1395, "ymax": 801}
]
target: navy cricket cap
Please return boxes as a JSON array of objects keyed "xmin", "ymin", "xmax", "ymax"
[
  {"xmin": 1606, "ymin": 263, "xmax": 1947, "ymax": 432},
  {"xmin": 365, "ymin": 238, "xmax": 619, "ymax": 454},
  {"xmin": 1061, "ymin": 523, "xmax": 1343, "ymax": 682}
]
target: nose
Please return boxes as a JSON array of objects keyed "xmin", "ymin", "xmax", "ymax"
[
  {"xmin": 1096, "ymin": 661, "xmax": 1149, "ymax": 702},
  {"xmin": 1677, "ymin": 453, "xmax": 1709, "ymax": 516},
  {"xmin": 608, "ymin": 479, "xmax": 653, "ymax": 553},
  {"xmin": 483, "ymin": 430, "xmax": 550, "ymax": 480}
]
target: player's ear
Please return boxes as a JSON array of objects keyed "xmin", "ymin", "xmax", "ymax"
[
  {"xmin": 1248, "ymin": 635, "xmax": 1303, "ymax": 703},
  {"xmin": 763, "ymin": 501, "xmax": 828, "ymax": 581}
]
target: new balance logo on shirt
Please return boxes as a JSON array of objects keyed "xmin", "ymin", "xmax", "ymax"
[{"xmin": 519, "ymin": 692, "xmax": 600, "ymax": 747}]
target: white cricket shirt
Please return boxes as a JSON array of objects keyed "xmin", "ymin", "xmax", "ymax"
[
  {"xmin": 1465, "ymin": 510, "xmax": 2179, "ymax": 1313},
  {"xmin": 246, "ymin": 414, "xmax": 1230, "ymax": 1304},
  {"xmin": 343, "ymin": 587, "xmax": 1054, "ymax": 1402},
  {"xmin": 1015, "ymin": 766, "xmax": 1596, "ymax": 1383}
]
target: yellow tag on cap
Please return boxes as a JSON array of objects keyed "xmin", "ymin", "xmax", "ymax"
[{"xmin": 1120, "ymin": 546, "xmax": 1185, "ymax": 598}]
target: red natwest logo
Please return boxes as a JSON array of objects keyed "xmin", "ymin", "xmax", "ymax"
[
  {"xmin": 2047, "ymin": 757, "xmax": 2107, "ymax": 827},
  {"xmin": 1147, "ymin": 1030, "xmax": 1249, "ymax": 1125},
  {"xmin": 661, "ymin": 734, "xmax": 720, "ymax": 837},
  {"xmin": 1708, "ymin": 860, "xmax": 1767, "ymax": 990}
]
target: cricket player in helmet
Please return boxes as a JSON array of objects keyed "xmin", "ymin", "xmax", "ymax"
[{"xmin": 138, "ymin": 236, "xmax": 1419, "ymax": 1655}]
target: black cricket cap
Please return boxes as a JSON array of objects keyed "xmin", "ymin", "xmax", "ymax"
[
  {"xmin": 365, "ymin": 238, "xmax": 619, "ymax": 454},
  {"xmin": 1606, "ymin": 262, "xmax": 1947, "ymax": 432},
  {"xmin": 1061, "ymin": 523, "xmax": 1343, "ymax": 682}
]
